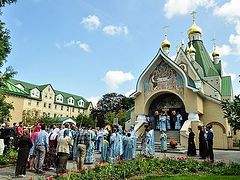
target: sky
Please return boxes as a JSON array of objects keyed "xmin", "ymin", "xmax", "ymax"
[{"xmin": 1, "ymin": 0, "xmax": 240, "ymax": 106}]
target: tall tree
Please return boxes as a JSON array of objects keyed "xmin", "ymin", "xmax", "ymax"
[
  {"xmin": 0, "ymin": 0, "xmax": 17, "ymax": 123},
  {"xmin": 91, "ymin": 93, "xmax": 134, "ymax": 127},
  {"xmin": 222, "ymin": 95, "xmax": 240, "ymax": 130}
]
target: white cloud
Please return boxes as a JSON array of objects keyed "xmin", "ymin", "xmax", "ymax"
[
  {"xmin": 55, "ymin": 40, "xmax": 90, "ymax": 52},
  {"xmin": 103, "ymin": 25, "xmax": 128, "ymax": 36},
  {"xmin": 213, "ymin": 0, "xmax": 240, "ymax": 20},
  {"xmin": 229, "ymin": 34, "xmax": 240, "ymax": 55},
  {"xmin": 125, "ymin": 89, "xmax": 135, "ymax": 97},
  {"xmin": 87, "ymin": 96, "xmax": 100, "ymax": 107},
  {"xmin": 103, "ymin": 70, "xmax": 134, "ymax": 90},
  {"xmin": 79, "ymin": 43, "xmax": 90, "ymax": 52},
  {"xmin": 81, "ymin": 15, "xmax": 101, "ymax": 30},
  {"xmin": 163, "ymin": 0, "xmax": 215, "ymax": 19},
  {"xmin": 55, "ymin": 43, "xmax": 61, "ymax": 49},
  {"xmin": 216, "ymin": 44, "xmax": 231, "ymax": 56}
]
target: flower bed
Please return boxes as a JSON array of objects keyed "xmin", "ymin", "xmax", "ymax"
[{"xmin": 56, "ymin": 157, "xmax": 240, "ymax": 180}]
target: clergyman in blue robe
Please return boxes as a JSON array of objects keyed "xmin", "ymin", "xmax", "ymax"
[{"xmin": 130, "ymin": 125, "xmax": 137, "ymax": 159}]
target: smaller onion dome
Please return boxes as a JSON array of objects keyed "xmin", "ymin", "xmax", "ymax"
[
  {"xmin": 188, "ymin": 22, "xmax": 202, "ymax": 36},
  {"xmin": 161, "ymin": 37, "xmax": 171, "ymax": 49},
  {"xmin": 189, "ymin": 43, "xmax": 196, "ymax": 53},
  {"xmin": 212, "ymin": 49, "xmax": 220, "ymax": 57}
]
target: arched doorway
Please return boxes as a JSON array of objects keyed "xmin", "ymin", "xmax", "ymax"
[{"xmin": 148, "ymin": 93, "xmax": 187, "ymax": 130}]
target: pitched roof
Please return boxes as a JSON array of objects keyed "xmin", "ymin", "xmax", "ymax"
[
  {"xmin": 221, "ymin": 76, "xmax": 232, "ymax": 96},
  {"xmin": 4, "ymin": 81, "xmax": 29, "ymax": 96},
  {"xmin": 8, "ymin": 79, "xmax": 91, "ymax": 109},
  {"xmin": 190, "ymin": 40, "xmax": 219, "ymax": 77}
]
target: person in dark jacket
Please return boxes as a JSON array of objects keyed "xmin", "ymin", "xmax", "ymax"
[
  {"xmin": 15, "ymin": 129, "xmax": 33, "ymax": 177},
  {"xmin": 206, "ymin": 126, "xmax": 214, "ymax": 162},
  {"xmin": 198, "ymin": 125, "xmax": 207, "ymax": 159},
  {"xmin": 187, "ymin": 128, "xmax": 196, "ymax": 156}
]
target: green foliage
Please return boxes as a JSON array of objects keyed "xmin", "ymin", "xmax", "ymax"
[
  {"xmin": 56, "ymin": 157, "xmax": 240, "ymax": 180},
  {"xmin": 0, "ymin": 148, "xmax": 17, "ymax": 165},
  {"xmin": 91, "ymin": 93, "xmax": 134, "ymax": 127},
  {"xmin": 22, "ymin": 109, "xmax": 42, "ymax": 126},
  {"xmin": 222, "ymin": 95, "xmax": 240, "ymax": 130},
  {"xmin": 0, "ymin": 0, "xmax": 17, "ymax": 7},
  {"xmin": 76, "ymin": 113, "xmax": 95, "ymax": 128}
]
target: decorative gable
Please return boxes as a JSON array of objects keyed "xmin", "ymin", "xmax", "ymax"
[
  {"xmin": 16, "ymin": 83, "xmax": 25, "ymax": 91},
  {"xmin": 30, "ymin": 88, "xmax": 40, "ymax": 98},
  {"xmin": 78, "ymin": 99, "xmax": 84, "ymax": 107},
  {"xmin": 56, "ymin": 94, "xmax": 63, "ymax": 103},
  {"xmin": 144, "ymin": 60, "xmax": 184, "ymax": 97},
  {"xmin": 67, "ymin": 97, "xmax": 74, "ymax": 105}
]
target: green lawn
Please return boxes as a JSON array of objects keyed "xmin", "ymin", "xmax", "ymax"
[{"xmin": 144, "ymin": 175, "xmax": 240, "ymax": 180}]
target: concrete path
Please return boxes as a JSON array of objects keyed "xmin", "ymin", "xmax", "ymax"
[{"xmin": 0, "ymin": 150, "xmax": 240, "ymax": 179}]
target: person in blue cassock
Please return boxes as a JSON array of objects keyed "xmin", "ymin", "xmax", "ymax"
[
  {"xmin": 175, "ymin": 111, "xmax": 183, "ymax": 130},
  {"xmin": 130, "ymin": 125, "xmax": 137, "ymax": 159},
  {"xmin": 84, "ymin": 127, "xmax": 96, "ymax": 164},
  {"xmin": 160, "ymin": 130, "xmax": 167, "ymax": 152},
  {"xmin": 109, "ymin": 128, "xmax": 117, "ymax": 163},
  {"xmin": 123, "ymin": 132, "xmax": 133, "ymax": 160}
]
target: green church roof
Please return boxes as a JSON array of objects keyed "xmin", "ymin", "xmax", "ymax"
[
  {"xmin": 214, "ymin": 61, "xmax": 222, "ymax": 77},
  {"xmin": 190, "ymin": 40, "xmax": 219, "ymax": 77},
  {"xmin": 221, "ymin": 76, "xmax": 232, "ymax": 96}
]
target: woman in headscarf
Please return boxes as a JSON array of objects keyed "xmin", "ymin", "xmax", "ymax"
[
  {"xmin": 29, "ymin": 125, "xmax": 41, "ymax": 171},
  {"xmin": 56, "ymin": 129, "xmax": 73, "ymax": 176},
  {"xmin": 44, "ymin": 127, "xmax": 60, "ymax": 170},
  {"xmin": 15, "ymin": 129, "xmax": 33, "ymax": 177}
]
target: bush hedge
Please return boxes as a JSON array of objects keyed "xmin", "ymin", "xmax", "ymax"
[{"xmin": 56, "ymin": 157, "xmax": 240, "ymax": 180}]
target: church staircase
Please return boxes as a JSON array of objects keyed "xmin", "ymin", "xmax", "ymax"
[{"xmin": 137, "ymin": 130, "xmax": 187, "ymax": 154}]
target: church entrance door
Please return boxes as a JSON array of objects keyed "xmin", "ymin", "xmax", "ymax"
[{"xmin": 148, "ymin": 93, "xmax": 187, "ymax": 131}]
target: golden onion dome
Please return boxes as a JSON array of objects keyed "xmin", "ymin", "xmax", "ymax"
[
  {"xmin": 212, "ymin": 49, "xmax": 220, "ymax": 57},
  {"xmin": 161, "ymin": 38, "xmax": 171, "ymax": 49},
  {"xmin": 188, "ymin": 22, "xmax": 202, "ymax": 36},
  {"xmin": 189, "ymin": 43, "xmax": 196, "ymax": 53}
]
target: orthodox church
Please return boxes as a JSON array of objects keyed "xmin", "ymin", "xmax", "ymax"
[{"xmin": 126, "ymin": 15, "xmax": 234, "ymax": 149}]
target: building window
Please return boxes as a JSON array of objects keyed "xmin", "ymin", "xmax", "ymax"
[
  {"xmin": 72, "ymin": 99, "xmax": 74, "ymax": 103},
  {"xmin": 66, "ymin": 115, "xmax": 69, "ymax": 117},
  {"xmin": 72, "ymin": 108, "xmax": 74, "ymax": 112},
  {"xmin": 60, "ymin": 114, "xmax": 63, "ymax": 117},
  {"xmin": 28, "ymin": 100, "xmax": 31, "ymax": 106},
  {"xmin": 54, "ymin": 114, "xmax": 57, "ymax": 118},
  {"xmin": 45, "ymin": 93, "xmax": 48, "ymax": 98},
  {"xmin": 55, "ymin": 105, "xmax": 57, "ymax": 109},
  {"xmin": 36, "ymin": 101, "xmax": 39, "ymax": 106},
  {"xmin": 61, "ymin": 106, "xmax": 63, "ymax": 110},
  {"xmin": 43, "ymin": 112, "xmax": 47, "ymax": 117},
  {"xmin": 48, "ymin": 113, "xmax": 50, "ymax": 117},
  {"xmin": 48, "ymin": 87, "xmax": 51, "ymax": 92},
  {"xmin": 67, "ymin": 107, "xmax": 69, "ymax": 111},
  {"xmin": 78, "ymin": 108, "xmax": 80, "ymax": 113},
  {"xmin": 44, "ymin": 102, "xmax": 47, "ymax": 108},
  {"xmin": 48, "ymin": 103, "xmax": 51, "ymax": 108}
]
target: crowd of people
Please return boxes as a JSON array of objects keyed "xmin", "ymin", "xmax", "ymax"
[{"xmin": 0, "ymin": 121, "xmax": 215, "ymax": 177}]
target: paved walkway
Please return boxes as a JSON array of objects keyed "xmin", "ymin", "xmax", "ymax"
[{"xmin": 0, "ymin": 150, "xmax": 240, "ymax": 179}]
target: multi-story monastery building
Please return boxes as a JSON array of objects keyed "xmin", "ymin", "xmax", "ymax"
[
  {"xmin": 4, "ymin": 79, "xmax": 92, "ymax": 124},
  {"xmin": 126, "ymin": 16, "xmax": 234, "ymax": 149}
]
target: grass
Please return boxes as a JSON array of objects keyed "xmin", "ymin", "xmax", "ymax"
[{"xmin": 144, "ymin": 175, "xmax": 240, "ymax": 180}]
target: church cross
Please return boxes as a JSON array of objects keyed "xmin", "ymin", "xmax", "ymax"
[
  {"xmin": 212, "ymin": 37, "xmax": 217, "ymax": 50},
  {"xmin": 162, "ymin": 105, "xmax": 169, "ymax": 115},
  {"xmin": 190, "ymin": 11, "xmax": 197, "ymax": 23},
  {"xmin": 163, "ymin": 25, "xmax": 169, "ymax": 38}
]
